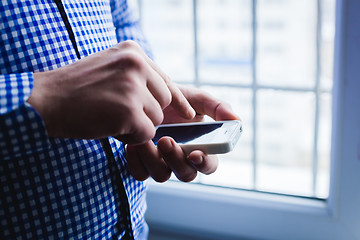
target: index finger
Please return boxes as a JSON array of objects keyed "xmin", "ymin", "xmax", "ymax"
[{"xmin": 136, "ymin": 44, "xmax": 196, "ymax": 120}]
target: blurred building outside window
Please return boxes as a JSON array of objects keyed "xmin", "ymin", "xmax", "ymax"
[{"xmin": 138, "ymin": 0, "xmax": 335, "ymax": 199}]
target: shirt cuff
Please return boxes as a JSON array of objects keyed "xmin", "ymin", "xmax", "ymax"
[
  {"xmin": 0, "ymin": 102, "xmax": 51, "ymax": 161},
  {"xmin": 0, "ymin": 72, "xmax": 34, "ymax": 114}
]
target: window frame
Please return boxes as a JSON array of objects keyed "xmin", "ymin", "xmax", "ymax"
[
  {"xmin": 145, "ymin": 0, "xmax": 360, "ymax": 239},
  {"xmin": 140, "ymin": 0, "xmax": 334, "ymax": 198}
]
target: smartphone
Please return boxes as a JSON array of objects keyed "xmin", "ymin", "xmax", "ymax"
[{"xmin": 152, "ymin": 120, "xmax": 242, "ymax": 154}]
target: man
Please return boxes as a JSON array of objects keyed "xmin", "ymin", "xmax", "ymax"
[{"xmin": 0, "ymin": 1, "xmax": 239, "ymax": 239}]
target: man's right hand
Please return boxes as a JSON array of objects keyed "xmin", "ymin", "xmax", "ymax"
[{"xmin": 27, "ymin": 40, "xmax": 195, "ymax": 144}]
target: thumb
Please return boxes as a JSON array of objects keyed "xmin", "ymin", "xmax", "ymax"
[{"xmin": 214, "ymin": 102, "xmax": 241, "ymax": 121}]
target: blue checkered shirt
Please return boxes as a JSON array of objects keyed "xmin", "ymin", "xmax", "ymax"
[{"xmin": 0, "ymin": 1, "xmax": 152, "ymax": 239}]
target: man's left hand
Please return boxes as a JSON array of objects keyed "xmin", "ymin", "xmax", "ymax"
[{"xmin": 126, "ymin": 86, "xmax": 240, "ymax": 182}]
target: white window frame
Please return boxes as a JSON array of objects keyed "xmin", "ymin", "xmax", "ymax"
[{"xmin": 145, "ymin": 0, "xmax": 360, "ymax": 239}]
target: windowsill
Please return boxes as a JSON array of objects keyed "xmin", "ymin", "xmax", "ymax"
[
  {"xmin": 146, "ymin": 180, "xmax": 330, "ymax": 216},
  {"xmin": 145, "ymin": 179, "xmax": 334, "ymax": 239}
]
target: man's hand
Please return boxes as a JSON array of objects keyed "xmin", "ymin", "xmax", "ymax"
[
  {"xmin": 27, "ymin": 40, "xmax": 195, "ymax": 144},
  {"xmin": 126, "ymin": 86, "xmax": 241, "ymax": 182}
]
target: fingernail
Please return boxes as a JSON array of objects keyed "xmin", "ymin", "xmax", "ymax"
[
  {"xmin": 188, "ymin": 107, "xmax": 196, "ymax": 119},
  {"xmin": 190, "ymin": 155, "xmax": 203, "ymax": 165}
]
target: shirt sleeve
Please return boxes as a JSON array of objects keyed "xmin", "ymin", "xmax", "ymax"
[
  {"xmin": 110, "ymin": 0, "xmax": 153, "ymax": 58},
  {"xmin": 0, "ymin": 72, "xmax": 51, "ymax": 161}
]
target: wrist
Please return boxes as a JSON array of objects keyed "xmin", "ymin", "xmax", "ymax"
[{"xmin": 27, "ymin": 71, "xmax": 61, "ymax": 137}]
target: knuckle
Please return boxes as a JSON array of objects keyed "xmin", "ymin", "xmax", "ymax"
[
  {"xmin": 178, "ymin": 170, "xmax": 197, "ymax": 182},
  {"xmin": 163, "ymin": 74, "xmax": 171, "ymax": 83},
  {"xmin": 161, "ymin": 90, "xmax": 172, "ymax": 108},
  {"xmin": 152, "ymin": 171, "xmax": 171, "ymax": 183},
  {"xmin": 135, "ymin": 125, "xmax": 155, "ymax": 144},
  {"xmin": 152, "ymin": 111, "xmax": 164, "ymax": 127},
  {"xmin": 118, "ymin": 51, "xmax": 143, "ymax": 70},
  {"xmin": 122, "ymin": 75, "xmax": 141, "ymax": 94},
  {"xmin": 119, "ymin": 40, "xmax": 140, "ymax": 50},
  {"xmin": 109, "ymin": 46, "xmax": 144, "ymax": 72},
  {"xmin": 153, "ymin": 86, "xmax": 172, "ymax": 111},
  {"xmin": 146, "ymin": 125, "xmax": 156, "ymax": 139}
]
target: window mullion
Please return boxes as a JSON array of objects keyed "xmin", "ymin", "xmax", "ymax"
[
  {"xmin": 312, "ymin": 0, "xmax": 322, "ymax": 197},
  {"xmin": 251, "ymin": 0, "xmax": 258, "ymax": 190},
  {"xmin": 193, "ymin": 0, "xmax": 200, "ymax": 88}
]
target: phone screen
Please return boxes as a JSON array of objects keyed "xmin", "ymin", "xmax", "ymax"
[{"xmin": 153, "ymin": 123, "xmax": 224, "ymax": 145}]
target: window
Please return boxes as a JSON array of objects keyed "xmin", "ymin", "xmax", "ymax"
[
  {"xmin": 139, "ymin": 0, "xmax": 360, "ymax": 239},
  {"xmin": 139, "ymin": 0, "xmax": 334, "ymax": 198}
]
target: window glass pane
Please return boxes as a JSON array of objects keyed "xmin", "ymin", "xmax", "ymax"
[
  {"xmin": 140, "ymin": 0, "xmax": 194, "ymax": 83},
  {"xmin": 320, "ymin": 0, "xmax": 335, "ymax": 91},
  {"xmin": 257, "ymin": 90, "xmax": 315, "ymax": 196},
  {"xmin": 197, "ymin": 0, "xmax": 252, "ymax": 84},
  {"xmin": 257, "ymin": 0, "xmax": 317, "ymax": 88},
  {"xmin": 317, "ymin": 93, "xmax": 331, "ymax": 198},
  {"xmin": 199, "ymin": 87, "xmax": 253, "ymax": 189},
  {"xmin": 140, "ymin": 0, "xmax": 334, "ymax": 199}
]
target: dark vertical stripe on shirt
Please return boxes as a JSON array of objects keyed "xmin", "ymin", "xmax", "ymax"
[
  {"xmin": 52, "ymin": 1, "xmax": 134, "ymax": 239},
  {"xmin": 53, "ymin": 0, "xmax": 81, "ymax": 59}
]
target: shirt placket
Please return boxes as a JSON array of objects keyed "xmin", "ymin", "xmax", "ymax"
[{"xmin": 52, "ymin": 1, "xmax": 134, "ymax": 239}]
